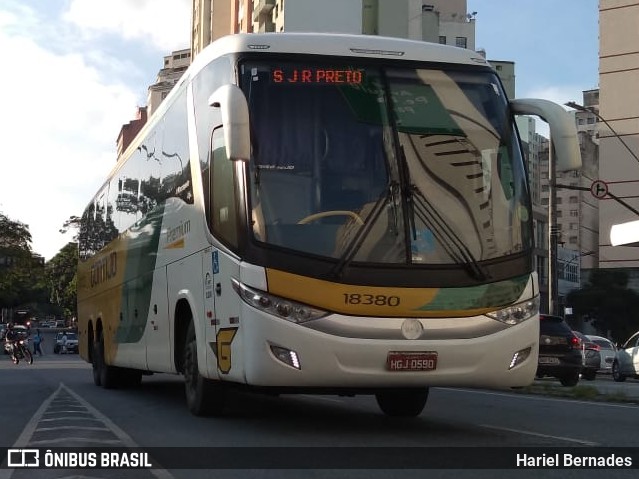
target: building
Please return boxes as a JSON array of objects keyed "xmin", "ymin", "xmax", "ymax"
[
  {"xmin": 116, "ymin": 107, "xmax": 147, "ymax": 160},
  {"xmin": 147, "ymin": 48, "xmax": 192, "ymax": 117},
  {"xmin": 192, "ymin": 0, "xmax": 236, "ymax": 58},
  {"xmin": 191, "ymin": 0, "xmax": 475, "ymax": 52},
  {"xmin": 598, "ymin": 1, "xmax": 639, "ymax": 276}
]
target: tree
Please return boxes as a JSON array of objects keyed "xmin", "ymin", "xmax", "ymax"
[
  {"xmin": 45, "ymin": 242, "xmax": 78, "ymax": 320},
  {"xmin": 567, "ymin": 269, "xmax": 639, "ymax": 343},
  {"xmin": 0, "ymin": 212, "xmax": 46, "ymax": 311}
]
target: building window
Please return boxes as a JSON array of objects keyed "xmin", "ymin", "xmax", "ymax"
[
  {"xmin": 542, "ymin": 184, "xmax": 549, "ymax": 192},
  {"xmin": 541, "ymin": 198, "xmax": 549, "ymax": 206},
  {"xmin": 455, "ymin": 37, "xmax": 467, "ymax": 48},
  {"xmin": 569, "ymin": 236, "xmax": 578, "ymax": 244},
  {"xmin": 570, "ymin": 209, "xmax": 578, "ymax": 217},
  {"xmin": 587, "ymin": 117, "xmax": 596, "ymax": 124},
  {"xmin": 495, "ymin": 65, "xmax": 502, "ymax": 71},
  {"xmin": 578, "ymin": 119, "xmax": 585, "ymax": 125},
  {"xmin": 569, "ymin": 223, "xmax": 577, "ymax": 230},
  {"xmin": 556, "ymin": 197, "xmax": 563, "ymax": 205},
  {"xmin": 439, "ymin": 36, "xmax": 446, "ymax": 44},
  {"xmin": 556, "ymin": 211, "xmax": 562, "ymax": 218},
  {"xmin": 569, "ymin": 196, "xmax": 578, "ymax": 204}
]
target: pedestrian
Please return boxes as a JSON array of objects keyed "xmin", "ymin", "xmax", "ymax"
[
  {"xmin": 61, "ymin": 331, "xmax": 68, "ymax": 354},
  {"xmin": 33, "ymin": 329, "xmax": 44, "ymax": 356}
]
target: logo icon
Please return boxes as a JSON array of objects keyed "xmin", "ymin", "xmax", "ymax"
[{"xmin": 8, "ymin": 449, "xmax": 39, "ymax": 467}]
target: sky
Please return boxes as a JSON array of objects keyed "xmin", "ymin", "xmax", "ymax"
[{"xmin": 0, "ymin": 0, "xmax": 599, "ymax": 261}]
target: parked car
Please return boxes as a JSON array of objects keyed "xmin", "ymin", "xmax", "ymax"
[
  {"xmin": 586, "ymin": 335, "xmax": 617, "ymax": 373},
  {"xmin": 612, "ymin": 330, "xmax": 639, "ymax": 382},
  {"xmin": 537, "ymin": 315, "xmax": 583, "ymax": 386},
  {"xmin": 53, "ymin": 331, "xmax": 79, "ymax": 354},
  {"xmin": 572, "ymin": 331, "xmax": 601, "ymax": 380}
]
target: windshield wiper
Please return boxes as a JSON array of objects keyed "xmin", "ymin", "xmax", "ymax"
[
  {"xmin": 411, "ymin": 188, "xmax": 489, "ymax": 281},
  {"xmin": 331, "ymin": 183, "xmax": 396, "ymax": 279}
]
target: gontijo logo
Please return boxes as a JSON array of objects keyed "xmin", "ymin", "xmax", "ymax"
[{"xmin": 90, "ymin": 251, "xmax": 117, "ymax": 288}]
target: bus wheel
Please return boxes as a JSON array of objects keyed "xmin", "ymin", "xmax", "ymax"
[
  {"xmin": 96, "ymin": 332, "xmax": 120, "ymax": 389},
  {"xmin": 183, "ymin": 322, "xmax": 225, "ymax": 416},
  {"xmin": 375, "ymin": 388, "xmax": 429, "ymax": 417},
  {"xmin": 91, "ymin": 339, "xmax": 102, "ymax": 386}
]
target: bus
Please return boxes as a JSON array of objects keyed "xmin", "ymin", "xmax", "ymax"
[{"xmin": 77, "ymin": 33, "xmax": 581, "ymax": 417}]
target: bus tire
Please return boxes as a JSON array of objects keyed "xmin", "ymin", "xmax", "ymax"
[
  {"xmin": 91, "ymin": 339, "xmax": 102, "ymax": 386},
  {"xmin": 375, "ymin": 388, "xmax": 429, "ymax": 417},
  {"xmin": 183, "ymin": 322, "xmax": 226, "ymax": 416},
  {"xmin": 96, "ymin": 331, "xmax": 120, "ymax": 389}
]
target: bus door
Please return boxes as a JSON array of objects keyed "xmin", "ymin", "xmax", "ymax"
[{"xmin": 205, "ymin": 248, "xmax": 244, "ymax": 383}]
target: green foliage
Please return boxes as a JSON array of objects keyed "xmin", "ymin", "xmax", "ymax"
[
  {"xmin": 2, "ymin": 212, "xmax": 78, "ymax": 321},
  {"xmin": 45, "ymin": 242, "xmax": 78, "ymax": 319},
  {"xmin": 0, "ymin": 212, "xmax": 46, "ymax": 309},
  {"xmin": 567, "ymin": 269, "xmax": 639, "ymax": 342}
]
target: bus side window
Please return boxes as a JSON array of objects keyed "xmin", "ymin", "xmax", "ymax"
[{"xmin": 210, "ymin": 127, "xmax": 239, "ymax": 250}]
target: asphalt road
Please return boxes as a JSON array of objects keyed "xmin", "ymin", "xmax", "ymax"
[{"xmin": 0, "ymin": 335, "xmax": 638, "ymax": 479}]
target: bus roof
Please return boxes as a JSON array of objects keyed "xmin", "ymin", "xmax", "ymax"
[
  {"xmin": 188, "ymin": 32, "xmax": 489, "ymax": 78},
  {"xmin": 102, "ymin": 33, "xmax": 491, "ymax": 197}
]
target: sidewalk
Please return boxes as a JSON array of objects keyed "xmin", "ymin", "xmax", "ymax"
[{"xmin": 524, "ymin": 376, "xmax": 639, "ymax": 404}]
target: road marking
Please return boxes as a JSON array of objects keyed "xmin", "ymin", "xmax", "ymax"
[
  {"xmin": 478, "ymin": 424, "xmax": 598, "ymax": 446},
  {"xmin": 0, "ymin": 383, "xmax": 174, "ymax": 479}
]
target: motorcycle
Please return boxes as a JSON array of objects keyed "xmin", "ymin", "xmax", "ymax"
[{"xmin": 8, "ymin": 339, "xmax": 33, "ymax": 365}]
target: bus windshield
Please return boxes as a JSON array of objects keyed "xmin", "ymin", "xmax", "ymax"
[{"xmin": 241, "ymin": 60, "xmax": 531, "ymax": 267}]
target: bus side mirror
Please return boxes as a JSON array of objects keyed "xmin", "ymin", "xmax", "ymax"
[
  {"xmin": 208, "ymin": 85, "xmax": 251, "ymax": 161},
  {"xmin": 510, "ymin": 98, "xmax": 582, "ymax": 172}
]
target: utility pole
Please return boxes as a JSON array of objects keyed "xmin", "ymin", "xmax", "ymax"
[{"xmin": 548, "ymin": 139, "xmax": 559, "ymax": 316}]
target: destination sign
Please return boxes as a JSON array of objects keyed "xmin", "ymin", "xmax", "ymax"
[{"xmin": 272, "ymin": 67, "xmax": 363, "ymax": 85}]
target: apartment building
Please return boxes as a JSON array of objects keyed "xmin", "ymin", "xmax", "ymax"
[
  {"xmin": 191, "ymin": 0, "xmax": 474, "ymax": 50},
  {"xmin": 146, "ymin": 49, "xmax": 192, "ymax": 117},
  {"xmin": 599, "ymin": 1, "xmax": 639, "ymax": 280}
]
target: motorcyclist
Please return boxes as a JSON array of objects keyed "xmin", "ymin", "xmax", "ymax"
[{"xmin": 4, "ymin": 322, "xmax": 20, "ymax": 363}]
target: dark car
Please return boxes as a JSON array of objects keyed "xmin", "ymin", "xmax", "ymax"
[
  {"xmin": 572, "ymin": 331, "xmax": 601, "ymax": 381},
  {"xmin": 537, "ymin": 314, "xmax": 583, "ymax": 387}
]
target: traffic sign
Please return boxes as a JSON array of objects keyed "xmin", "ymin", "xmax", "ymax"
[{"xmin": 590, "ymin": 180, "xmax": 608, "ymax": 199}]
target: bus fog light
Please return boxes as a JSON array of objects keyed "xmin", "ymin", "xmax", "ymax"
[
  {"xmin": 509, "ymin": 347, "xmax": 531, "ymax": 369},
  {"xmin": 270, "ymin": 345, "xmax": 301, "ymax": 369}
]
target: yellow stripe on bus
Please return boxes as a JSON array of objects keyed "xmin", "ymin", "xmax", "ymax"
[{"xmin": 265, "ymin": 269, "xmax": 496, "ymax": 318}]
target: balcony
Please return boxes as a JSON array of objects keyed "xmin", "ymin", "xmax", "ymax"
[{"xmin": 253, "ymin": 0, "xmax": 275, "ymax": 22}]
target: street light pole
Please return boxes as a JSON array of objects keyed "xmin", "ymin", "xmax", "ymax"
[{"xmin": 548, "ymin": 138, "xmax": 559, "ymax": 316}]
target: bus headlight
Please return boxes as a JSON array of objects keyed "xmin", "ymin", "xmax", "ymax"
[
  {"xmin": 486, "ymin": 296, "xmax": 540, "ymax": 325},
  {"xmin": 232, "ymin": 279, "xmax": 328, "ymax": 323}
]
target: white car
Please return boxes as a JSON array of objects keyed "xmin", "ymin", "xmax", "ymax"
[
  {"xmin": 54, "ymin": 331, "xmax": 79, "ymax": 354},
  {"xmin": 586, "ymin": 335, "xmax": 617, "ymax": 373},
  {"xmin": 612, "ymin": 330, "xmax": 639, "ymax": 382}
]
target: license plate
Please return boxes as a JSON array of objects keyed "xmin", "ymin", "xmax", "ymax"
[
  {"xmin": 387, "ymin": 352, "xmax": 438, "ymax": 371},
  {"xmin": 538, "ymin": 356, "xmax": 560, "ymax": 365}
]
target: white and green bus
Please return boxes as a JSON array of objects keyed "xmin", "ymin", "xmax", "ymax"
[{"xmin": 78, "ymin": 33, "xmax": 580, "ymax": 417}]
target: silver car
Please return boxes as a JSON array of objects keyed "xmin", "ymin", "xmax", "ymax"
[
  {"xmin": 612, "ymin": 330, "xmax": 639, "ymax": 382},
  {"xmin": 586, "ymin": 335, "xmax": 617, "ymax": 373}
]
